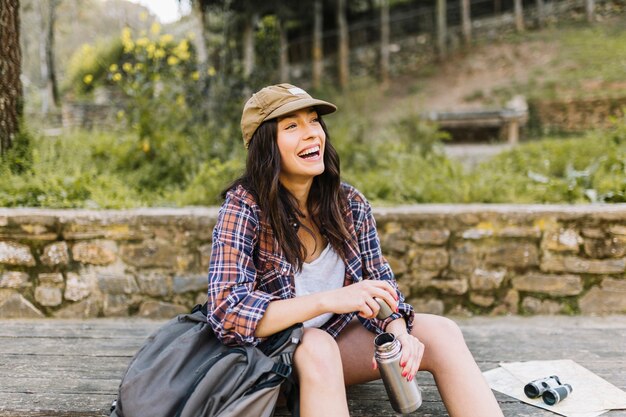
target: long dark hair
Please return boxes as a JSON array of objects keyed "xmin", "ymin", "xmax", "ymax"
[{"xmin": 223, "ymin": 116, "xmax": 351, "ymax": 271}]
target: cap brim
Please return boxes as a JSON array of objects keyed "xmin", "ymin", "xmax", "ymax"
[{"xmin": 264, "ymin": 98, "xmax": 337, "ymax": 121}]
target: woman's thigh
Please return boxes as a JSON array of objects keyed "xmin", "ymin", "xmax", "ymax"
[{"xmin": 336, "ymin": 313, "xmax": 468, "ymax": 386}]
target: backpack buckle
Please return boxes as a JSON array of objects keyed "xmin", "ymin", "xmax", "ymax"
[{"xmin": 272, "ymin": 362, "xmax": 292, "ymax": 378}]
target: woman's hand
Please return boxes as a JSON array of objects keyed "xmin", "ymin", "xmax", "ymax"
[
  {"xmin": 324, "ymin": 280, "xmax": 398, "ymax": 319},
  {"xmin": 371, "ymin": 333, "xmax": 424, "ymax": 380}
]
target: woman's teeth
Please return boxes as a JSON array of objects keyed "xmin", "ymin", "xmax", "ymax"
[{"xmin": 298, "ymin": 145, "xmax": 320, "ymax": 159}]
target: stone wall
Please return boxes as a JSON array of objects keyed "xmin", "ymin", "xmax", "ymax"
[{"xmin": 1, "ymin": 205, "xmax": 626, "ymax": 319}]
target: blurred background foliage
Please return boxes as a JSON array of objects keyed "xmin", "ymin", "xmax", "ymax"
[{"xmin": 2, "ymin": 0, "xmax": 626, "ymax": 208}]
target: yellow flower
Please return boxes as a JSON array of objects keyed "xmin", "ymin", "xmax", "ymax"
[
  {"xmin": 167, "ymin": 56, "xmax": 180, "ymax": 66},
  {"xmin": 154, "ymin": 49, "xmax": 166, "ymax": 59},
  {"xmin": 122, "ymin": 62, "xmax": 133, "ymax": 73},
  {"xmin": 159, "ymin": 34, "xmax": 174, "ymax": 45},
  {"xmin": 121, "ymin": 28, "xmax": 134, "ymax": 53},
  {"xmin": 207, "ymin": 66, "xmax": 216, "ymax": 77},
  {"xmin": 139, "ymin": 11, "xmax": 149, "ymax": 22},
  {"xmin": 136, "ymin": 37, "xmax": 149, "ymax": 48},
  {"xmin": 142, "ymin": 139, "xmax": 150, "ymax": 153},
  {"xmin": 117, "ymin": 110, "xmax": 125, "ymax": 119},
  {"xmin": 176, "ymin": 95, "xmax": 186, "ymax": 106},
  {"xmin": 191, "ymin": 71, "xmax": 200, "ymax": 81},
  {"xmin": 112, "ymin": 73, "xmax": 122, "ymax": 82},
  {"xmin": 83, "ymin": 74, "xmax": 93, "ymax": 84},
  {"xmin": 150, "ymin": 22, "xmax": 161, "ymax": 36},
  {"xmin": 134, "ymin": 62, "xmax": 144, "ymax": 71},
  {"xmin": 109, "ymin": 63, "xmax": 118, "ymax": 72},
  {"xmin": 146, "ymin": 43, "xmax": 156, "ymax": 58}
]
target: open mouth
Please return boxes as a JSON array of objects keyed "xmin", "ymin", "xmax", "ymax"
[{"xmin": 297, "ymin": 145, "xmax": 321, "ymax": 160}]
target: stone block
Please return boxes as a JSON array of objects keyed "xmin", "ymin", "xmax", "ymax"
[
  {"xmin": 522, "ymin": 297, "xmax": 563, "ymax": 315},
  {"xmin": 462, "ymin": 228, "xmax": 493, "ymax": 240},
  {"xmin": 496, "ymin": 226, "xmax": 542, "ymax": 239},
  {"xmin": 386, "ymin": 255, "xmax": 408, "ymax": 276},
  {"xmin": 579, "ymin": 278, "xmax": 626, "ymax": 314},
  {"xmin": 176, "ymin": 253, "xmax": 196, "ymax": 272},
  {"xmin": 54, "ymin": 296, "xmax": 102, "ymax": 318},
  {"xmin": 486, "ymin": 243, "xmax": 539, "ymax": 269},
  {"xmin": 121, "ymin": 239, "xmax": 179, "ymax": 268},
  {"xmin": 583, "ymin": 236, "xmax": 626, "ymax": 259},
  {"xmin": 35, "ymin": 286, "xmax": 63, "ymax": 307},
  {"xmin": 470, "ymin": 293, "xmax": 495, "ymax": 307},
  {"xmin": 103, "ymin": 294, "xmax": 131, "ymax": 317},
  {"xmin": 403, "ymin": 270, "xmax": 439, "ymax": 292},
  {"xmin": 381, "ymin": 235, "xmax": 410, "ymax": 254},
  {"xmin": 17, "ymin": 223, "xmax": 58, "ymax": 240},
  {"xmin": 137, "ymin": 271, "xmax": 171, "ymax": 297},
  {"xmin": 411, "ymin": 229, "xmax": 450, "ymax": 245},
  {"xmin": 540, "ymin": 254, "xmax": 626, "ymax": 274},
  {"xmin": 62, "ymin": 223, "xmax": 139, "ymax": 240},
  {"xmin": 0, "ymin": 271, "xmax": 31, "ymax": 289},
  {"xmin": 198, "ymin": 243, "xmax": 212, "ymax": 269},
  {"xmin": 97, "ymin": 273, "xmax": 139, "ymax": 295},
  {"xmin": 430, "ymin": 279, "xmax": 468, "ymax": 295},
  {"xmin": 450, "ymin": 243, "xmax": 478, "ymax": 274},
  {"xmin": 582, "ymin": 228, "xmax": 605, "ymax": 239},
  {"xmin": 64, "ymin": 272, "xmax": 92, "ymax": 302},
  {"xmin": 195, "ymin": 292, "xmax": 208, "ymax": 306},
  {"xmin": 492, "ymin": 289, "xmax": 519, "ymax": 315},
  {"xmin": 173, "ymin": 274, "xmax": 207, "ymax": 294},
  {"xmin": 512, "ymin": 273, "xmax": 583, "ymax": 296},
  {"xmin": 0, "ymin": 290, "xmax": 44, "ymax": 318},
  {"xmin": 41, "ymin": 242, "xmax": 69, "ymax": 266},
  {"xmin": 448, "ymin": 305, "xmax": 473, "ymax": 317},
  {"xmin": 138, "ymin": 300, "xmax": 188, "ymax": 318},
  {"xmin": 469, "ymin": 268, "xmax": 506, "ymax": 290},
  {"xmin": 409, "ymin": 298, "xmax": 445, "ymax": 315},
  {"xmin": 609, "ymin": 225, "xmax": 626, "ymax": 236},
  {"xmin": 0, "ymin": 241, "xmax": 36, "ymax": 266},
  {"xmin": 38, "ymin": 273, "xmax": 64, "ymax": 287},
  {"xmin": 72, "ymin": 241, "xmax": 117, "ymax": 265},
  {"xmin": 412, "ymin": 248, "xmax": 449, "ymax": 271},
  {"xmin": 542, "ymin": 229, "xmax": 582, "ymax": 252}
]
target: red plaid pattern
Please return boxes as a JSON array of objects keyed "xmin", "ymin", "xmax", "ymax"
[{"xmin": 207, "ymin": 183, "xmax": 415, "ymax": 346}]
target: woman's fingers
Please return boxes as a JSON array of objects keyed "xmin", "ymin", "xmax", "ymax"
[{"xmin": 397, "ymin": 334, "xmax": 424, "ymax": 380}]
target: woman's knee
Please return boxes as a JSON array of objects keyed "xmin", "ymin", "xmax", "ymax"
[
  {"xmin": 411, "ymin": 315, "xmax": 469, "ymax": 371},
  {"xmin": 294, "ymin": 328, "xmax": 343, "ymax": 383}
]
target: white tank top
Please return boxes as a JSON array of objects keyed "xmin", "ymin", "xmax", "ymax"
[{"xmin": 294, "ymin": 244, "xmax": 346, "ymax": 328}]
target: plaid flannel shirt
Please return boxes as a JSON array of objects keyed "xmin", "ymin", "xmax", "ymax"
[{"xmin": 207, "ymin": 183, "xmax": 415, "ymax": 346}]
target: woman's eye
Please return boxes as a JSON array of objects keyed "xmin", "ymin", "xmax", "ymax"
[{"xmin": 284, "ymin": 123, "xmax": 296, "ymax": 130}]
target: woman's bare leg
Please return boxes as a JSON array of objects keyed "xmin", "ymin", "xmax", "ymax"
[
  {"xmin": 293, "ymin": 328, "xmax": 350, "ymax": 417},
  {"xmin": 335, "ymin": 314, "xmax": 504, "ymax": 417}
]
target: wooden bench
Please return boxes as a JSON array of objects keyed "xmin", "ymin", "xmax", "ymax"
[
  {"xmin": 426, "ymin": 108, "xmax": 528, "ymax": 144},
  {"xmin": 1, "ymin": 315, "xmax": 625, "ymax": 417}
]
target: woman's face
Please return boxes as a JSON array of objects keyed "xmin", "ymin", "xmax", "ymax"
[{"xmin": 276, "ymin": 107, "xmax": 326, "ymax": 187}]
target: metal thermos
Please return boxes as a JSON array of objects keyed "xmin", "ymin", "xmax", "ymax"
[
  {"xmin": 374, "ymin": 298, "xmax": 422, "ymax": 413},
  {"xmin": 375, "ymin": 332, "xmax": 422, "ymax": 414}
]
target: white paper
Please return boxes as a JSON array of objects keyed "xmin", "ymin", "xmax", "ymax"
[{"xmin": 483, "ymin": 360, "xmax": 626, "ymax": 417}]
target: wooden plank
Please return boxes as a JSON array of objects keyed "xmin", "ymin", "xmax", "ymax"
[{"xmin": 0, "ymin": 316, "xmax": 625, "ymax": 417}]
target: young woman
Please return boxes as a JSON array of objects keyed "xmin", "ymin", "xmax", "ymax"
[{"xmin": 207, "ymin": 83, "xmax": 504, "ymax": 417}]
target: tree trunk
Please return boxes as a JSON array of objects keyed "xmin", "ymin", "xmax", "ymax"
[
  {"xmin": 336, "ymin": 0, "xmax": 349, "ymax": 90},
  {"xmin": 536, "ymin": 0, "xmax": 545, "ymax": 28},
  {"xmin": 379, "ymin": 0, "xmax": 390, "ymax": 88},
  {"xmin": 585, "ymin": 0, "xmax": 595, "ymax": 23},
  {"xmin": 436, "ymin": 0, "xmax": 447, "ymax": 59},
  {"xmin": 278, "ymin": 18, "xmax": 289, "ymax": 82},
  {"xmin": 514, "ymin": 0, "xmax": 525, "ymax": 32},
  {"xmin": 461, "ymin": 0, "xmax": 471, "ymax": 46},
  {"xmin": 0, "ymin": 0, "xmax": 23, "ymax": 155},
  {"xmin": 242, "ymin": 12, "xmax": 258, "ymax": 80},
  {"xmin": 191, "ymin": 0, "xmax": 211, "ymax": 121},
  {"xmin": 39, "ymin": 0, "xmax": 59, "ymax": 114},
  {"xmin": 312, "ymin": 0, "xmax": 323, "ymax": 89}
]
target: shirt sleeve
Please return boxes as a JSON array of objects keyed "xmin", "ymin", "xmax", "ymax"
[
  {"xmin": 353, "ymin": 193, "xmax": 415, "ymax": 334},
  {"xmin": 207, "ymin": 191, "xmax": 280, "ymax": 346}
]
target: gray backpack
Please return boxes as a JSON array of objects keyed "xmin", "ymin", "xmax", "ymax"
[{"xmin": 110, "ymin": 304, "xmax": 302, "ymax": 417}]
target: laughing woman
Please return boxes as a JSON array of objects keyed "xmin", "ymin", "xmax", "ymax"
[{"xmin": 207, "ymin": 84, "xmax": 504, "ymax": 417}]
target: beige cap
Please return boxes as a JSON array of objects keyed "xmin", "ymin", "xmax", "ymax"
[{"xmin": 240, "ymin": 83, "xmax": 337, "ymax": 148}]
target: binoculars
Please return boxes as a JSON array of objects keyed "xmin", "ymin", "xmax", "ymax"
[{"xmin": 524, "ymin": 375, "xmax": 573, "ymax": 405}]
